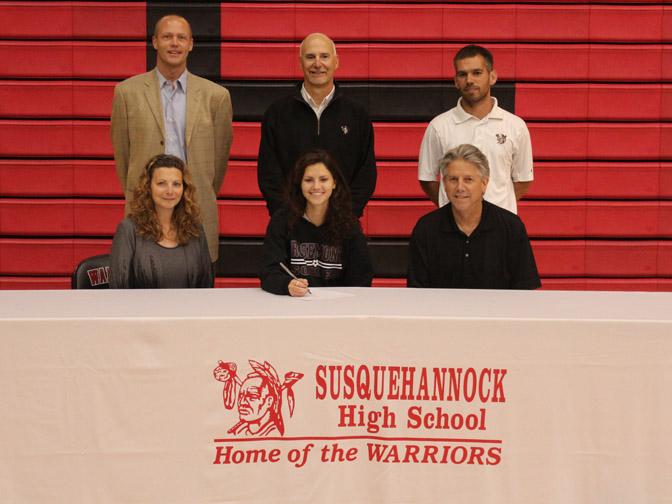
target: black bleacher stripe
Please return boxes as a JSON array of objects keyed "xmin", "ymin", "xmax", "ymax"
[
  {"xmin": 222, "ymin": 81, "xmax": 515, "ymax": 122},
  {"xmin": 146, "ymin": 3, "xmax": 221, "ymax": 76},
  {"xmin": 216, "ymin": 239, "xmax": 409, "ymax": 278}
]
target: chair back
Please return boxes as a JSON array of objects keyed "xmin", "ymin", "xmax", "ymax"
[{"xmin": 71, "ymin": 254, "xmax": 111, "ymax": 289}]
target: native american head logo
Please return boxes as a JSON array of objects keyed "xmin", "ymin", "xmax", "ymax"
[{"xmin": 213, "ymin": 360, "xmax": 303, "ymax": 437}]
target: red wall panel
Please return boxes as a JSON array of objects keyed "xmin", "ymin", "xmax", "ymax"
[
  {"xmin": 217, "ymin": 4, "xmax": 666, "ymax": 43},
  {"xmin": 661, "ymin": 164, "xmax": 672, "ymax": 199},
  {"xmin": 364, "ymin": 201, "xmax": 432, "ymax": 237},
  {"xmin": 541, "ymin": 279, "xmax": 672, "ymax": 292},
  {"xmin": 0, "ymin": 277, "xmax": 70, "ymax": 290},
  {"xmin": 0, "ymin": 239, "xmax": 111, "ymax": 275},
  {"xmin": 219, "ymin": 43, "xmax": 667, "ymax": 81},
  {"xmin": 11, "ymin": 238, "xmax": 668, "ymax": 278},
  {"xmin": 590, "ymin": 6, "xmax": 664, "ymax": 42},
  {"xmin": 1, "ymin": 1, "xmax": 669, "ymax": 291},
  {"xmin": 3, "ymin": 121, "xmax": 670, "ymax": 162},
  {"xmin": 0, "ymin": 121, "xmax": 111, "ymax": 158},
  {"xmin": 72, "ymin": 2, "xmax": 146, "ymax": 39},
  {"xmin": 0, "ymin": 200, "xmax": 124, "ymax": 236},
  {"xmin": 585, "ymin": 202, "xmax": 661, "ymax": 238},
  {"xmin": 219, "ymin": 161, "xmax": 260, "ymax": 198},
  {"xmin": 2, "ymin": 2, "xmax": 145, "ymax": 39},
  {"xmin": 584, "ymin": 241, "xmax": 659, "ymax": 277},
  {"xmin": 3, "ymin": 81, "xmax": 667, "ymax": 122},
  {"xmin": 516, "ymin": 6, "xmax": 588, "ymax": 41},
  {"xmin": 218, "ymin": 200, "xmax": 269, "ymax": 236},
  {"xmin": 515, "ymin": 84, "xmax": 671, "ymax": 121},
  {"xmin": 374, "ymin": 162, "xmax": 423, "ymax": 198},
  {"xmin": 0, "ymin": 160, "xmax": 118, "ymax": 197},
  {"xmin": 0, "ymin": 42, "xmax": 145, "ymax": 79},
  {"xmin": 532, "ymin": 241, "xmax": 586, "ymax": 277},
  {"xmin": 518, "ymin": 202, "xmax": 586, "ymax": 238},
  {"xmin": 0, "ymin": 81, "xmax": 115, "ymax": 118}
]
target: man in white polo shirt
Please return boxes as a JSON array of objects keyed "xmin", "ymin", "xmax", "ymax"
[{"xmin": 418, "ymin": 45, "xmax": 533, "ymax": 214}]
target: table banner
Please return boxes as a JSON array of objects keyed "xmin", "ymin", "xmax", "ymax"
[{"xmin": 2, "ymin": 309, "xmax": 672, "ymax": 503}]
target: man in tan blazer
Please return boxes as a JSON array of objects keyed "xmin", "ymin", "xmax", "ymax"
[{"xmin": 111, "ymin": 14, "xmax": 232, "ymax": 262}]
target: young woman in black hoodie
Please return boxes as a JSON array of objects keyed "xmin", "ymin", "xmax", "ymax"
[{"xmin": 260, "ymin": 149, "xmax": 373, "ymax": 296}]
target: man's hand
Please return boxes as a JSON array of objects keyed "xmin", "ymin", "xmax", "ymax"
[
  {"xmin": 419, "ymin": 180, "xmax": 440, "ymax": 206},
  {"xmin": 514, "ymin": 181, "xmax": 532, "ymax": 201}
]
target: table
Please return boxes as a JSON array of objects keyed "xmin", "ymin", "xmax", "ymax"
[{"xmin": 1, "ymin": 288, "xmax": 671, "ymax": 503}]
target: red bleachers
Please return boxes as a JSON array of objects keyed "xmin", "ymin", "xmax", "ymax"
[
  {"xmin": 2, "ymin": 81, "xmax": 671, "ymax": 122},
  {"xmin": 0, "ymin": 239, "xmax": 112, "ymax": 275},
  {"xmin": 1, "ymin": 2, "xmax": 670, "ymax": 291},
  {"xmin": 1, "ymin": 42, "xmax": 669, "ymax": 82},
  {"xmin": 0, "ymin": 41, "xmax": 145, "ymax": 79},
  {"xmin": 4, "ymin": 276, "xmax": 670, "ymax": 292},
  {"xmin": 3, "ymin": 160, "xmax": 669, "ymax": 201},
  {"xmin": 2, "ymin": 2, "xmax": 146, "ymax": 40},
  {"xmin": 3, "ymin": 199, "xmax": 671, "ymax": 240},
  {"xmin": 2, "ymin": 121, "xmax": 671, "ymax": 161},
  {"xmin": 0, "ymin": 81, "xmax": 115, "ymax": 118},
  {"xmin": 516, "ymin": 84, "xmax": 672, "ymax": 121},
  {"xmin": 220, "ymin": 4, "xmax": 669, "ymax": 42},
  {"xmin": 2, "ymin": 238, "xmax": 670, "ymax": 278},
  {"xmin": 4, "ymin": 4, "xmax": 667, "ymax": 42},
  {"xmin": 219, "ymin": 43, "xmax": 669, "ymax": 82}
]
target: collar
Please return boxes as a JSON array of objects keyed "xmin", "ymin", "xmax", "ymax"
[
  {"xmin": 440, "ymin": 201, "xmax": 494, "ymax": 236},
  {"xmin": 300, "ymin": 83, "xmax": 336, "ymax": 108},
  {"xmin": 156, "ymin": 68, "xmax": 188, "ymax": 93},
  {"xmin": 453, "ymin": 97, "xmax": 502, "ymax": 124},
  {"xmin": 294, "ymin": 82, "xmax": 341, "ymax": 101}
]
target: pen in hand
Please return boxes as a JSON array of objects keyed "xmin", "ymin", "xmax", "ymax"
[{"xmin": 279, "ymin": 262, "xmax": 312, "ymax": 295}]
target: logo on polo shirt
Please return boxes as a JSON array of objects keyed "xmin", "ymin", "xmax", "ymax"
[
  {"xmin": 341, "ymin": 125, "xmax": 349, "ymax": 135},
  {"xmin": 495, "ymin": 134, "xmax": 507, "ymax": 144}
]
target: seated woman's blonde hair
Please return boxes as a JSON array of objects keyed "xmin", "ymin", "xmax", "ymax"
[{"xmin": 130, "ymin": 154, "xmax": 202, "ymax": 245}]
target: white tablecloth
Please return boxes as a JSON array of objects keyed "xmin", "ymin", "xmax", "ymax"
[{"xmin": 1, "ymin": 288, "xmax": 671, "ymax": 503}]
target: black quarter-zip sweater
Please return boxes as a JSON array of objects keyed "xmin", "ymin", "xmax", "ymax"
[{"xmin": 257, "ymin": 84, "xmax": 377, "ymax": 217}]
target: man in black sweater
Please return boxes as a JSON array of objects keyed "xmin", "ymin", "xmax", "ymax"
[
  {"xmin": 408, "ymin": 144, "xmax": 541, "ymax": 290},
  {"xmin": 257, "ymin": 33, "xmax": 377, "ymax": 217}
]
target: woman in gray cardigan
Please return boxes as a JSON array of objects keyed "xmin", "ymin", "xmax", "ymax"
[{"xmin": 110, "ymin": 154, "xmax": 213, "ymax": 288}]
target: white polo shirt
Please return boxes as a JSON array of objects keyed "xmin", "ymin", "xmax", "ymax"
[{"xmin": 418, "ymin": 97, "xmax": 533, "ymax": 214}]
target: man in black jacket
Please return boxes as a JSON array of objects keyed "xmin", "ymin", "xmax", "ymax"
[
  {"xmin": 408, "ymin": 144, "xmax": 541, "ymax": 290},
  {"xmin": 257, "ymin": 33, "xmax": 377, "ymax": 217}
]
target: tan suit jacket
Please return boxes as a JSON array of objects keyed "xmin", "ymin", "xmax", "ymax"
[{"xmin": 110, "ymin": 69, "xmax": 233, "ymax": 261}]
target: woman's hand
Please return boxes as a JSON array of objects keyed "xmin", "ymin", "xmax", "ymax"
[{"xmin": 288, "ymin": 278, "xmax": 310, "ymax": 297}]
